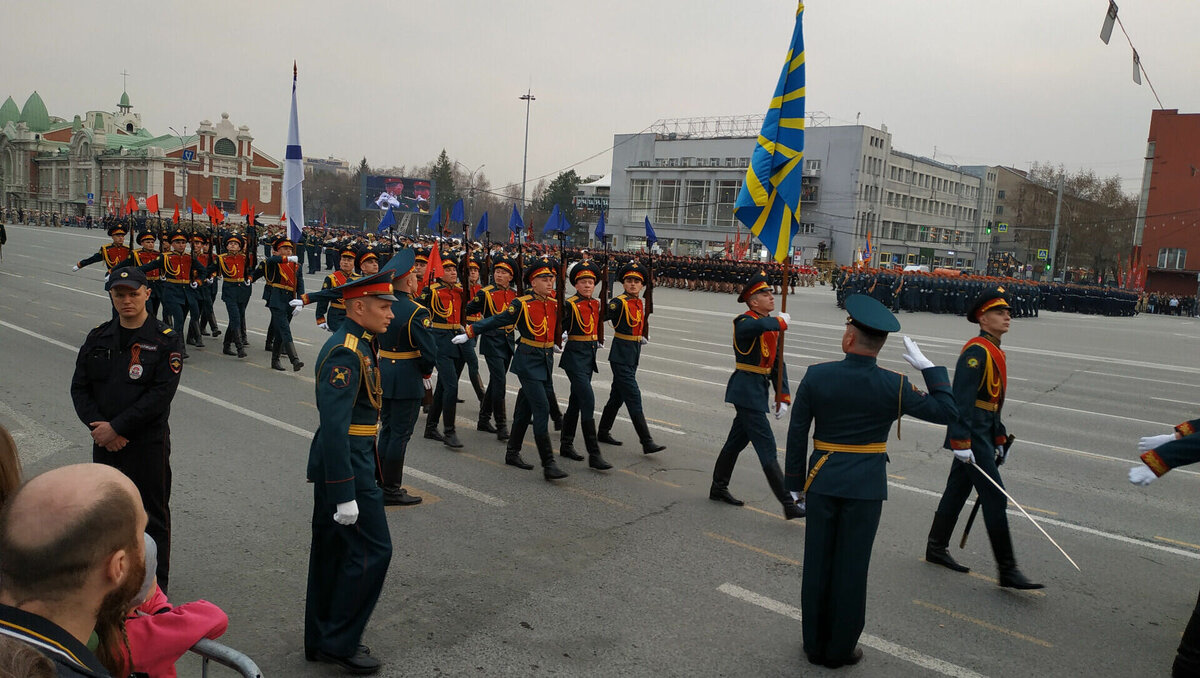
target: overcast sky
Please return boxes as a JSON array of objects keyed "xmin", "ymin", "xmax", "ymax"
[{"xmin": 4, "ymin": 0, "xmax": 1196, "ymax": 194}]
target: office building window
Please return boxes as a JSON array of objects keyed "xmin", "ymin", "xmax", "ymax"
[
  {"xmin": 228, "ymin": 177, "xmax": 237, "ymax": 200},
  {"xmin": 212, "ymin": 177, "xmax": 221, "ymax": 199},
  {"xmin": 684, "ymin": 180, "xmax": 709, "ymax": 225},
  {"xmin": 714, "ymin": 180, "xmax": 740, "ymax": 227},
  {"xmin": 1158, "ymin": 248, "xmax": 1187, "ymax": 269},
  {"xmin": 655, "ymin": 179, "xmax": 680, "ymax": 224},
  {"xmin": 630, "ymin": 179, "xmax": 652, "ymax": 220}
]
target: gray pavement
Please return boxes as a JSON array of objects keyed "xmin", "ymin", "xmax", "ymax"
[{"xmin": 1, "ymin": 222, "xmax": 1198, "ymax": 676}]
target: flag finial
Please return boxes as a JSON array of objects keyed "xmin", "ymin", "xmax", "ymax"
[{"xmin": 293, "ymin": 61, "xmax": 297, "ymax": 80}]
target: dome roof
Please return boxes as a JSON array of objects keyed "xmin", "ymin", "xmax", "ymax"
[
  {"xmin": 0, "ymin": 96, "xmax": 18, "ymax": 127},
  {"xmin": 119, "ymin": 90, "xmax": 130, "ymax": 108},
  {"xmin": 19, "ymin": 91, "xmax": 50, "ymax": 132}
]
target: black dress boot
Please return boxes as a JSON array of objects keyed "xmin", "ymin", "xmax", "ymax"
[
  {"xmin": 765, "ymin": 464, "xmax": 804, "ymax": 519},
  {"xmin": 478, "ymin": 389, "xmax": 496, "ymax": 432},
  {"xmin": 285, "ymin": 341, "xmax": 304, "ymax": 371},
  {"xmin": 990, "ymin": 526, "xmax": 1044, "ymax": 589},
  {"xmin": 925, "ymin": 512, "xmax": 970, "ymax": 573},
  {"xmin": 559, "ymin": 428, "xmax": 584, "ymax": 461},
  {"xmin": 504, "ymin": 437, "xmax": 534, "ymax": 470},
  {"xmin": 581, "ymin": 420, "xmax": 612, "ymax": 470},
  {"xmin": 442, "ymin": 429, "xmax": 463, "ymax": 449},
  {"xmin": 235, "ymin": 337, "xmax": 247, "ymax": 358},
  {"xmin": 472, "ymin": 374, "xmax": 486, "ymax": 403},
  {"xmin": 597, "ymin": 399, "xmax": 621, "ymax": 444},
  {"xmin": 494, "ymin": 398, "xmax": 510, "ymax": 441},
  {"xmin": 708, "ymin": 486, "xmax": 744, "ymax": 506},
  {"xmin": 270, "ymin": 344, "xmax": 285, "ymax": 371},
  {"xmin": 537, "ymin": 434, "xmax": 568, "ymax": 480},
  {"xmin": 631, "ymin": 412, "xmax": 666, "ymax": 454},
  {"xmin": 222, "ymin": 334, "xmax": 236, "ymax": 356},
  {"xmin": 381, "ymin": 461, "xmax": 422, "ymax": 506},
  {"xmin": 189, "ymin": 320, "xmax": 205, "ymax": 347}
]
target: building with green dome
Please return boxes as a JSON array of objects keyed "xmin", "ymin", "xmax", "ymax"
[{"xmin": 0, "ymin": 89, "xmax": 283, "ymax": 220}]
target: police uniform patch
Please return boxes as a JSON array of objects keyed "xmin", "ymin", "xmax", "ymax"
[
  {"xmin": 129, "ymin": 364, "xmax": 143, "ymax": 380},
  {"xmin": 168, "ymin": 353, "xmax": 183, "ymax": 374},
  {"xmin": 967, "ymin": 357, "xmax": 980, "ymax": 368},
  {"xmin": 330, "ymin": 366, "xmax": 352, "ymax": 388}
]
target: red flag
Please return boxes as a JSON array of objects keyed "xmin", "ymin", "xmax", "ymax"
[
  {"xmin": 248, "ymin": 205, "xmax": 255, "ymax": 226},
  {"xmin": 126, "ymin": 195, "xmax": 138, "ymax": 215},
  {"xmin": 422, "ymin": 241, "xmax": 443, "ymax": 288},
  {"xmin": 280, "ymin": 211, "xmax": 286, "ymax": 223},
  {"xmin": 146, "ymin": 194, "xmax": 159, "ymax": 213},
  {"xmin": 172, "ymin": 205, "xmax": 180, "ymax": 224},
  {"xmin": 205, "ymin": 203, "xmax": 214, "ymax": 222},
  {"xmin": 239, "ymin": 198, "xmax": 249, "ymax": 216},
  {"xmin": 509, "ymin": 229, "xmax": 515, "ymax": 244},
  {"xmin": 190, "ymin": 197, "xmax": 204, "ymax": 215}
]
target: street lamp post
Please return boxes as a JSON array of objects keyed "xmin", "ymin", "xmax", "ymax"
[
  {"xmin": 519, "ymin": 90, "xmax": 535, "ymax": 216},
  {"xmin": 454, "ymin": 160, "xmax": 485, "ymax": 223},
  {"xmin": 168, "ymin": 126, "xmax": 190, "ymax": 223}
]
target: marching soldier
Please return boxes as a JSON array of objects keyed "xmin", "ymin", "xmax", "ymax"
[
  {"xmin": 217, "ymin": 233, "xmax": 253, "ymax": 358},
  {"xmin": 462, "ymin": 256, "xmax": 488, "ymax": 405},
  {"xmin": 924, "ymin": 286, "xmax": 1043, "ymax": 589},
  {"xmin": 131, "ymin": 231, "xmax": 164, "ymax": 318},
  {"xmin": 420, "ymin": 252, "xmax": 468, "ymax": 448},
  {"xmin": 557, "ymin": 260, "xmax": 612, "ymax": 470},
  {"xmin": 456, "ymin": 256, "xmax": 568, "ymax": 480},
  {"xmin": 159, "ymin": 230, "xmax": 202, "ymax": 359},
  {"xmin": 73, "ymin": 222, "xmax": 131, "ymax": 274},
  {"xmin": 784, "ymin": 294, "xmax": 956, "ymax": 669},
  {"xmin": 252, "ymin": 237, "xmax": 306, "ymax": 371},
  {"xmin": 189, "ymin": 233, "xmax": 219, "ymax": 347},
  {"xmin": 314, "ymin": 244, "xmax": 359, "ymax": 332},
  {"xmin": 465, "ymin": 255, "xmax": 518, "ymax": 439},
  {"xmin": 596, "ymin": 260, "xmax": 667, "ymax": 455},
  {"xmin": 376, "ymin": 249, "xmax": 437, "ymax": 506},
  {"xmin": 710, "ymin": 270, "xmax": 803, "ymax": 519},
  {"xmin": 303, "ymin": 269, "xmax": 397, "ymax": 675}
]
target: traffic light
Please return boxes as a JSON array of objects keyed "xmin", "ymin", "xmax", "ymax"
[
  {"xmin": 986, "ymin": 224, "xmax": 992, "ymax": 235},
  {"xmin": 1045, "ymin": 264, "xmax": 1051, "ymax": 272}
]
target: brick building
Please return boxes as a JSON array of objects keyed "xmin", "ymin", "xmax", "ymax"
[{"xmin": 1134, "ymin": 109, "xmax": 1200, "ymax": 295}]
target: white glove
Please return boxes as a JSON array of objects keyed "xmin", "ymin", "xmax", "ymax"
[
  {"xmin": 902, "ymin": 335, "xmax": 935, "ymax": 370},
  {"xmin": 244, "ymin": 280, "xmax": 253, "ymax": 287},
  {"xmin": 422, "ymin": 376, "xmax": 433, "ymax": 390},
  {"xmin": 287, "ymin": 255, "xmax": 299, "ymax": 263},
  {"xmin": 289, "ymin": 298, "xmax": 305, "ymax": 309},
  {"xmin": 598, "ymin": 342, "xmax": 606, "ymax": 350},
  {"xmin": 562, "ymin": 331, "xmax": 569, "ymax": 345},
  {"xmin": 451, "ymin": 333, "xmax": 469, "ymax": 345},
  {"xmin": 189, "ymin": 281, "xmax": 199, "ymax": 289},
  {"xmin": 292, "ymin": 307, "xmax": 302, "ymax": 318},
  {"xmin": 778, "ymin": 312, "xmax": 791, "ymax": 326},
  {"xmin": 103, "ymin": 274, "xmax": 110, "ymax": 284},
  {"xmin": 318, "ymin": 322, "xmax": 329, "ymax": 331},
  {"xmin": 1129, "ymin": 464, "xmax": 1158, "ymax": 486},
  {"xmin": 790, "ymin": 491, "xmax": 803, "ymax": 503},
  {"xmin": 1138, "ymin": 433, "xmax": 1176, "ymax": 453},
  {"xmin": 639, "ymin": 336, "xmax": 649, "ymax": 345},
  {"xmin": 333, "ymin": 500, "xmax": 359, "ymax": 525},
  {"xmin": 954, "ymin": 448, "xmax": 976, "ymax": 464},
  {"xmin": 72, "ymin": 264, "xmax": 79, "ymax": 272},
  {"xmin": 774, "ymin": 402, "xmax": 788, "ymax": 420}
]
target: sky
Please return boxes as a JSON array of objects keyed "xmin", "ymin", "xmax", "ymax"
[{"xmin": 4, "ymin": 0, "xmax": 1197, "ymax": 195}]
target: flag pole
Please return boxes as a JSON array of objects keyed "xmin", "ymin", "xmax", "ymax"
[{"xmin": 774, "ymin": 253, "xmax": 790, "ymax": 405}]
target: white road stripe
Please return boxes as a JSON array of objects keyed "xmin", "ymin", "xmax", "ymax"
[
  {"xmin": 717, "ymin": 583, "xmax": 987, "ymax": 678},
  {"xmin": 501, "ymin": 385, "xmax": 684, "ymax": 435},
  {"xmin": 0, "ymin": 319, "xmax": 507, "ymax": 507},
  {"xmin": 44, "ymin": 281, "xmax": 108, "ymax": 299},
  {"xmin": 0, "ymin": 271, "xmax": 22, "ymax": 278}
]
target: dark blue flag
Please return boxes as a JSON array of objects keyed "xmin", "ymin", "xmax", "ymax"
[
  {"xmin": 473, "ymin": 212, "xmax": 489, "ymax": 239},
  {"xmin": 508, "ymin": 204, "xmax": 524, "ymax": 233},
  {"xmin": 451, "ymin": 199, "xmax": 465, "ymax": 223},
  {"xmin": 644, "ymin": 216, "xmax": 658, "ymax": 244},
  {"xmin": 428, "ymin": 206, "xmax": 442, "ymax": 234},
  {"xmin": 543, "ymin": 204, "xmax": 562, "ymax": 235},
  {"xmin": 595, "ymin": 212, "xmax": 606, "ymax": 239},
  {"xmin": 377, "ymin": 206, "xmax": 396, "ymax": 234}
]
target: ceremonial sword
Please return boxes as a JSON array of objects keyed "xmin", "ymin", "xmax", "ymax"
[
  {"xmin": 966, "ymin": 461, "xmax": 1080, "ymax": 571},
  {"xmin": 960, "ymin": 435, "xmax": 1015, "ymax": 548}
]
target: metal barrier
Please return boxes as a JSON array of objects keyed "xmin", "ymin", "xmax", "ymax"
[{"xmin": 188, "ymin": 638, "xmax": 264, "ymax": 678}]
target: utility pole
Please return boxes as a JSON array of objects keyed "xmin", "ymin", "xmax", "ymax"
[
  {"xmin": 1048, "ymin": 177, "xmax": 1064, "ymax": 281},
  {"xmin": 519, "ymin": 90, "xmax": 535, "ymax": 215}
]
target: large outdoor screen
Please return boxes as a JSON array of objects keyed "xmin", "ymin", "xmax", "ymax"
[{"xmin": 361, "ymin": 175, "xmax": 433, "ymax": 214}]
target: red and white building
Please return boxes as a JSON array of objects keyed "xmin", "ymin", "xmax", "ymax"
[
  {"xmin": 1134, "ymin": 109, "xmax": 1200, "ymax": 295},
  {"xmin": 0, "ymin": 89, "xmax": 283, "ymax": 221}
]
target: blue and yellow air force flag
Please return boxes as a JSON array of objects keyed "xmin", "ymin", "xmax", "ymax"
[
  {"xmin": 733, "ymin": 2, "xmax": 805, "ymax": 263},
  {"xmin": 283, "ymin": 62, "xmax": 305, "ymax": 244}
]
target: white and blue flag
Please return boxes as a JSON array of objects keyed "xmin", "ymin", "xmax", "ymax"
[{"xmin": 283, "ymin": 61, "xmax": 305, "ymax": 243}]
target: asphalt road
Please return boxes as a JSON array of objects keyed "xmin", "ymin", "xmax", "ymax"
[{"xmin": 1, "ymin": 223, "xmax": 1198, "ymax": 677}]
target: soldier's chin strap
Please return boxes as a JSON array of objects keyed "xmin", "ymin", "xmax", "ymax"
[{"xmin": 968, "ymin": 462, "xmax": 1080, "ymax": 571}]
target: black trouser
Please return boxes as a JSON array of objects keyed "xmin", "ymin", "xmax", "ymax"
[
  {"xmin": 379, "ymin": 397, "xmax": 421, "ymax": 488},
  {"xmin": 93, "ymin": 433, "xmax": 172, "ymax": 593},
  {"xmin": 561, "ymin": 366, "xmax": 596, "ymax": 440},
  {"xmin": 481, "ymin": 350, "xmax": 512, "ymax": 422},
  {"xmin": 934, "ymin": 452, "xmax": 1010, "ymax": 542},
  {"xmin": 802, "ymin": 492, "xmax": 883, "ymax": 662},
  {"xmin": 304, "ymin": 484, "xmax": 392, "ymax": 658},
  {"xmin": 598, "ymin": 361, "xmax": 645, "ymax": 434},
  {"xmin": 511, "ymin": 374, "xmax": 552, "ymax": 440},
  {"xmin": 1174, "ymin": 588, "xmax": 1200, "ymax": 676},
  {"xmin": 711, "ymin": 405, "xmax": 787, "ymax": 502}
]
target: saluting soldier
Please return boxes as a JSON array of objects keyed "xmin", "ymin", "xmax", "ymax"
[
  {"xmin": 596, "ymin": 260, "xmax": 667, "ymax": 455},
  {"xmin": 420, "ymin": 252, "xmax": 469, "ymax": 448},
  {"xmin": 303, "ymin": 270, "xmax": 397, "ymax": 676},
  {"xmin": 217, "ymin": 233, "xmax": 253, "ymax": 358},
  {"xmin": 465, "ymin": 255, "xmax": 518, "ymax": 439},
  {"xmin": 924, "ymin": 286, "xmax": 1043, "ymax": 589},
  {"xmin": 313, "ymin": 244, "xmax": 359, "ymax": 333},
  {"xmin": 1129, "ymin": 417, "xmax": 1200, "ymax": 676},
  {"xmin": 557, "ymin": 260, "xmax": 612, "ymax": 470},
  {"xmin": 251, "ymin": 236, "xmax": 306, "ymax": 371},
  {"xmin": 710, "ymin": 270, "xmax": 803, "ymax": 519},
  {"xmin": 784, "ymin": 294, "xmax": 956, "ymax": 669},
  {"xmin": 457, "ymin": 256, "xmax": 568, "ymax": 480},
  {"xmin": 376, "ymin": 249, "xmax": 437, "ymax": 506},
  {"xmin": 72, "ymin": 222, "xmax": 131, "ymax": 274}
]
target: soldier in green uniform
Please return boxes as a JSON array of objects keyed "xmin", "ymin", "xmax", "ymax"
[
  {"xmin": 784, "ymin": 294, "xmax": 957, "ymax": 669},
  {"xmin": 709, "ymin": 270, "xmax": 803, "ymax": 519},
  {"xmin": 1129, "ymin": 417, "xmax": 1200, "ymax": 676},
  {"xmin": 420, "ymin": 252, "xmax": 469, "ymax": 448},
  {"xmin": 73, "ymin": 222, "xmax": 131, "ymax": 274},
  {"xmin": 557, "ymin": 260, "xmax": 612, "ymax": 470},
  {"xmin": 303, "ymin": 269, "xmax": 397, "ymax": 675},
  {"xmin": 924, "ymin": 287, "xmax": 1043, "ymax": 589},
  {"xmin": 251, "ymin": 237, "xmax": 306, "ymax": 371},
  {"xmin": 314, "ymin": 244, "xmax": 359, "ymax": 332},
  {"xmin": 217, "ymin": 234, "xmax": 253, "ymax": 358},
  {"xmin": 376, "ymin": 250, "xmax": 438, "ymax": 506},
  {"xmin": 465, "ymin": 256, "xmax": 518, "ymax": 440},
  {"xmin": 456, "ymin": 256, "xmax": 568, "ymax": 480},
  {"xmin": 596, "ymin": 261, "xmax": 667, "ymax": 455}
]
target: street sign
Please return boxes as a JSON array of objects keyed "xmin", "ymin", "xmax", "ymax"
[
  {"xmin": 86, "ymin": 192, "xmax": 94, "ymax": 206},
  {"xmin": 998, "ymin": 222, "xmax": 1008, "ymax": 233},
  {"xmin": 182, "ymin": 149, "xmax": 195, "ymax": 162},
  {"xmin": 1037, "ymin": 249, "xmax": 1049, "ymax": 260}
]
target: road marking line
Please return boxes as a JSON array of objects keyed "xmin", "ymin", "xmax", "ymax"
[
  {"xmin": 1005, "ymin": 397, "xmax": 1173, "ymax": 428},
  {"xmin": 188, "ymin": 365, "xmax": 212, "ymax": 374},
  {"xmin": 717, "ymin": 583, "xmax": 988, "ymax": 678},
  {"xmin": 244, "ymin": 327, "xmax": 313, "ymax": 346},
  {"xmin": 913, "ymin": 599, "xmax": 1052, "ymax": 648},
  {"xmin": 1088, "ymin": 371, "xmax": 1200, "ymax": 391},
  {"xmin": 238, "ymin": 381, "xmax": 270, "ymax": 393},
  {"xmin": 918, "ymin": 561, "xmax": 1047, "ymax": 597},
  {"xmin": 888, "ymin": 474, "xmax": 907, "ymax": 480},
  {"xmin": 1155, "ymin": 536, "xmax": 1200, "ymax": 550},
  {"xmin": 461, "ymin": 452, "xmax": 505, "ymax": 469},
  {"xmin": 297, "ymin": 401, "xmax": 316, "ymax": 409},
  {"xmin": 0, "ymin": 271, "xmax": 21, "ymax": 278},
  {"xmin": 740, "ymin": 504, "xmax": 801, "ymax": 524},
  {"xmin": 1152, "ymin": 396, "xmax": 1196, "ymax": 405},
  {"xmin": 50, "ymin": 321, "xmax": 64, "ymax": 328},
  {"xmin": 637, "ymin": 367, "xmax": 725, "ymax": 387},
  {"xmin": 705, "ymin": 532, "xmax": 801, "ymax": 565},
  {"xmin": 618, "ymin": 468, "xmax": 681, "ymax": 488},
  {"xmin": 564, "ymin": 486, "xmax": 633, "ymax": 510},
  {"xmin": 44, "ymin": 281, "xmax": 108, "ymax": 299},
  {"xmin": 385, "ymin": 487, "xmax": 441, "ymax": 509},
  {"xmin": 0, "ymin": 318, "xmax": 506, "ymax": 508}
]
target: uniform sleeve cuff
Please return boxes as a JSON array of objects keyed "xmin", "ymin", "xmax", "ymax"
[
  {"xmin": 994, "ymin": 435, "xmax": 1008, "ymax": 445},
  {"xmin": 1177, "ymin": 421, "xmax": 1196, "ymax": 437},
  {"xmin": 465, "ymin": 326, "xmax": 475, "ymax": 339},
  {"xmin": 949, "ymin": 439, "xmax": 972, "ymax": 451},
  {"xmin": 1141, "ymin": 450, "xmax": 1170, "ymax": 477},
  {"xmin": 778, "ymin": 394, "xmax": 792, "ymax": 405},
  {"xmin": 777, "ymin": 318, "xmax": 788, "ymax": 331}
]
